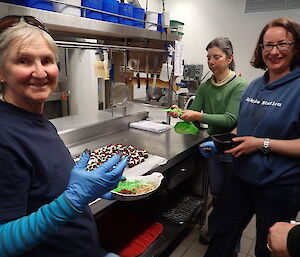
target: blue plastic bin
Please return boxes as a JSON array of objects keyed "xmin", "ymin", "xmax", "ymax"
[
  {"xmin": 157, "ymin": 13, "xmax": 166, "ymax": 32},
  {"xmin": 82, "ymin": 0, "xmax": 103, "ymax": 20},
  {"xmin": 118, "ymin": 3, "xmax": 133, "ymax": 26},
  {"xmin": 133, "ymin": 7, "xmax": 144, "ymax": 28},
  {"xmin": 102, "ymin": 0, "xmax": 119, "ymax": 23},
  {"xmin": 27, "ymin": 0, "xmax": 54, "ymax": 11},
  {"xmin": 2, "ymin": 0, "xmax": 27, "ymax": 5}
]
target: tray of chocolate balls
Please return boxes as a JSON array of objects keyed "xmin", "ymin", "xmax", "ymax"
[{"xmin": 73, "ymin": 144, "xmax": 149, "ymax": 171}]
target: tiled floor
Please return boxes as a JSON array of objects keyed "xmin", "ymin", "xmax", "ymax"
[{"xmin": 169, "ymin": 213, "xmax": 257, "ymax": 257}]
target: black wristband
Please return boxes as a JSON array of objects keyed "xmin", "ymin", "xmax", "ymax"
[{"xmin": 287, "ymin": 225, "xmax": 300, "ymax": 257}]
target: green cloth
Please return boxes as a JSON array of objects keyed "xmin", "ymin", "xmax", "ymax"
[{"xmin": 189, "ymin": 75, "xmax": 248, "ymax": 135}]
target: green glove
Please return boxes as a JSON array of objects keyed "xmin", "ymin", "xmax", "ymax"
[
  {"xmin": 163, "ymin": 108, "xmax": 184, "ymax": 116},
  {"xmin": 174, "ymin": 121, "xmax": 199, "ymax": 135}
]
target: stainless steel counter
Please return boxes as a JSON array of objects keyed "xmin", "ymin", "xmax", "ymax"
[
  {"xmin": 51, "ymin": 103, "xmax": 208, "ymax": 166},
  {"xmin": 50, "ymin": 103, "xmax": 208, "ymax": 214}
]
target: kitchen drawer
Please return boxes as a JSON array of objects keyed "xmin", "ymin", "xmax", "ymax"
[{"xmin": 164, "ymin": 156, "xmax": 196, "ymax": 190}]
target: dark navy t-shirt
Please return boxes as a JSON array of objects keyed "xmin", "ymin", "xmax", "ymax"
[{"xmin": 0, "ymin": 101, "xmax": 100, "ymax": 257}]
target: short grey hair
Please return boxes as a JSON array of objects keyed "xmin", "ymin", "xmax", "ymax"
[
  {"xmin": 206, "ymin": 37, "xmax": 235, "ymax": 71},
  {"xmin": 0, "ymin": 19, "xmax": 59, "ymax": 67}
]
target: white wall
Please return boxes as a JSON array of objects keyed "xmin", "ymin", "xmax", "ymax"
[{"xmin": 139, "ymin": 0, "xmax": 300, "ymax": 83}]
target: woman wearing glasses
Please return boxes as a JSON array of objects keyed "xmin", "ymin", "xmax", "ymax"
[
  {"xmin": 203, "ymin": 18, "xmax": 300, "ymax": 257},
  {"xmin": 0, "ymin": 16, "xmax": 128, "ymax": 257}
]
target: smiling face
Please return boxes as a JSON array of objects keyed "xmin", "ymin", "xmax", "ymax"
[
  {"xmin": 207, "ymin": 46, "xmax": 232, "ymax": 76},
  {"xmin": 0, "ymin": 34, "xmax": 58, "ymax": 114},
  {"xmin": 262, "ymin": 26, "xmax": 296, "ymax": 78}
]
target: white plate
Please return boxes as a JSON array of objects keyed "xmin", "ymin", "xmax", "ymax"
[{"xmin": 112, "ymin": 172, "xmax": 164, "ymax": 201}]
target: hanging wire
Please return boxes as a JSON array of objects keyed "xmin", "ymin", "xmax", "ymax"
[{"xmin": 162, "ymin": 0, "xmax": 165, "ymax": 12}]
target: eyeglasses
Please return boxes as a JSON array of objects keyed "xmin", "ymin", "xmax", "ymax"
[
  {"xmin": 260, "ymin": 42, "xmax": 295, "ymax": 52},
  {"xmin": 0, "ymin": 15, "xmax": 49, "ymax": 34}
]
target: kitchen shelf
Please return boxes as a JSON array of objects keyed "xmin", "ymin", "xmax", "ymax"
[
  {"xmin": 95, "ymin": 189, "xmax": 203, "ymax": 257},
  {"xmin": 0, "ymin": 2, "xmax": 179, "ymax": 42},
  {"xmin": 137, "ymin": 193, "xmax": 203, "ymax": 256}
]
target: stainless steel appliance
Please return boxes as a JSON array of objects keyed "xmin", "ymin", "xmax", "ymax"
[
  {"xmin": 44, "ymin": 48, "xmax": 70, "ymax": 119},
  {"xmin": 44, "ymin": 90, "xmax": 70, "ymax": 119},
  {"xmin": 177, "ymin": 64, "xmax": 203, "ymax": 109}
]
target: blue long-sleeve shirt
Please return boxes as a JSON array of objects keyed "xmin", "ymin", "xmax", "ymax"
[{"xmin": 0, "ymin": 101, "xmax": 99, "ymax": 256}]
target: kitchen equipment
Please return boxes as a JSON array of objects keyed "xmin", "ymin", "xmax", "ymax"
[
  {"xmin": 54, "ymin": 0, "xmax": 80, "ymax": 16},
  {"xmin": 136, "ymin": 60, "xmax": 141, "ymax": 88},
  {"xmin": 111, "ymin": 82, "xmax": 129, "ymax": 107},
  {"xmin": 111, "ymin": 172, "xmax": 164, "ymax": 201},
  {"xmin": 177, "ymin": 92, "xmax": 190, "ymax": 109},
  {"xmin": 179, "ymin": 64, "xmax": 203, "ymax": 94},
  {"xmin": 118, "ymin": 2, "xmax": 133, "ymax": 26},
  {"xmin": 102, "ymin": 0, "xmax": 119, "ymax": 23},
  {"xmin": 128, "ymin": 58, "xmax": 140, "ymax": 88},
  {"xmin": 44, "ymin": 90, "xmax": 70, "ymax": 119},
  {"xmin": 159, "ymin": 53, "xmax": 173, "ymax": 82},
  {"xmin": 146, "ymin": 54, "xmax": 163, "ymax": 101},
  {"xmin": 133, "ymin": 6, "xmax": 145, "ymax": 28},
  {"xmin": 27, "ymin": 0, "xmax": 54, "ymax": 11},
  {"xmin": 146, "ymin": 86, "xmax": 162, "ymax": 101},
  {"xmin": 82, "ymin": 0, "xmax": 103, "ymax": 20},
  {"xmin": 210, "ymin": 133, "xmax": 240, "ymax": 151},
  {"xmin": 184, "ymin": 95, "xmax": 195, "ymax": 109}
]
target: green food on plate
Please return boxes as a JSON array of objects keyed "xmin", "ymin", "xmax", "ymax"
[{"xmin": 113, "ymin": 180, "xmax": 157, "ymax": 195}]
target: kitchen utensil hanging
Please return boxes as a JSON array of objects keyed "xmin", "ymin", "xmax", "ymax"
[
  {"xmin": 146, "ymin": 54, "xmax": 163, "ymax": 101},
  {"xmin": 111, "ymin": 82, "xmax": 129, "ymax": 108}
]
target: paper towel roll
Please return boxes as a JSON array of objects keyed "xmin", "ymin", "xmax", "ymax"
[
  {"xmin": 54, "ymin": 0, "xmax": 81, "ymax": 16},
  {"xmin": 145, "ymin": 11, "xmax": 158, "ymax": 31}
]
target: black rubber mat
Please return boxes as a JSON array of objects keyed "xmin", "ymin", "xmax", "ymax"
[{"xmin": 125, "ymin": 190, "xmax": 203, "ymax": 225}]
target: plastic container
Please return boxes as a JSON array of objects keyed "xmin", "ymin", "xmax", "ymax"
[
  {"xmin": 159, "ymin": 56, "xmax": 173, "ymax": 82},
  {"xmin": 170, "ymin": 19, "xmax": 184, "ymax": 32},
  {"xmin": 133, "ymin": 7, "xmax": 145, "ymax": 28},
  {"xmin": 54, "ymin": 0, "xmax": 80, "ymax": 16},
  {"xmin": 145, "ymin": 11, "xmax": 158, "ymax": 31},
  {"xmin": 82, "ymin": 0, "xmax": 103, "ymax": 20},
  {"xmin": 2, "ymin": 0, "xmax": 27, "ymax": 5},
  {"xmin": 157, "ymin": 13, "xmax": 166, "ymax": 32},
  {"xmin": 27, "ymin": 0, "xmax": 54, "ymax": 11},
  {"xmin": 102, "ymin": 0, "xmax": 119, "ymax": 23},
  {"xmin": 118, "ymin": 3, "xmax": 133, "ymax": 26},
  {"xmin": 210, "ymin": 133, "xmax": 240, "ymax": 151}
]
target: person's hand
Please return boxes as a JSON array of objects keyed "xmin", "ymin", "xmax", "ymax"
[
  {"xmin": 199, "ymin": 141, "xmax": 218, "ymax": 158},
  {"xmin": 180, "ymin": 110, "xmax": 202, "ymax": 122},
  {"xmin": 168, "ymin": 105, "xmax": 182, "ymax": 118},
  {"xmin": 268, "ymin": 222, "xmax": 295, "ymax": 257},
  {"xmin": 224, "ymin": 136, "xmax": 264, "ymax": 157},
  {"xmin": 65, "ymin": 151, "xmax": 128, "ymax": 210}
]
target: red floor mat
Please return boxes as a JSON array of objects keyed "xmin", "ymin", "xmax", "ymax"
[{"xmin": 97, "ymin": 206, "xmax": 163, "ymax": 257}]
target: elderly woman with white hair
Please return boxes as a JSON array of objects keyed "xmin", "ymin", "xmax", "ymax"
[{"xmin": 0, "ymin": 15, "xmax": 128, "ymax": 257}]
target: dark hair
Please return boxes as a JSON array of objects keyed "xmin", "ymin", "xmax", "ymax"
[
  {"xmin": 251, "ymin": 18, "xmax": 300, "ymax": 70},
  {"xmin": 206, "ymin": 37, "xmax": 235, "ymax": 71}
]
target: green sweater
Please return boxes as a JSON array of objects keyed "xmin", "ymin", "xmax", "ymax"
[{"xmin": 189, "ymin": 76, "xmax": 248, "ymax": 135}]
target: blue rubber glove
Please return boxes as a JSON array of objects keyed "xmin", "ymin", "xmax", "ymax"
[
  {"xmin": 199, "ymin": 141, "xmax": 218, "ymax": 158},
  {"xmin": 65, "ymin": 151, "xmax": 128, "ymax": 211}
]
